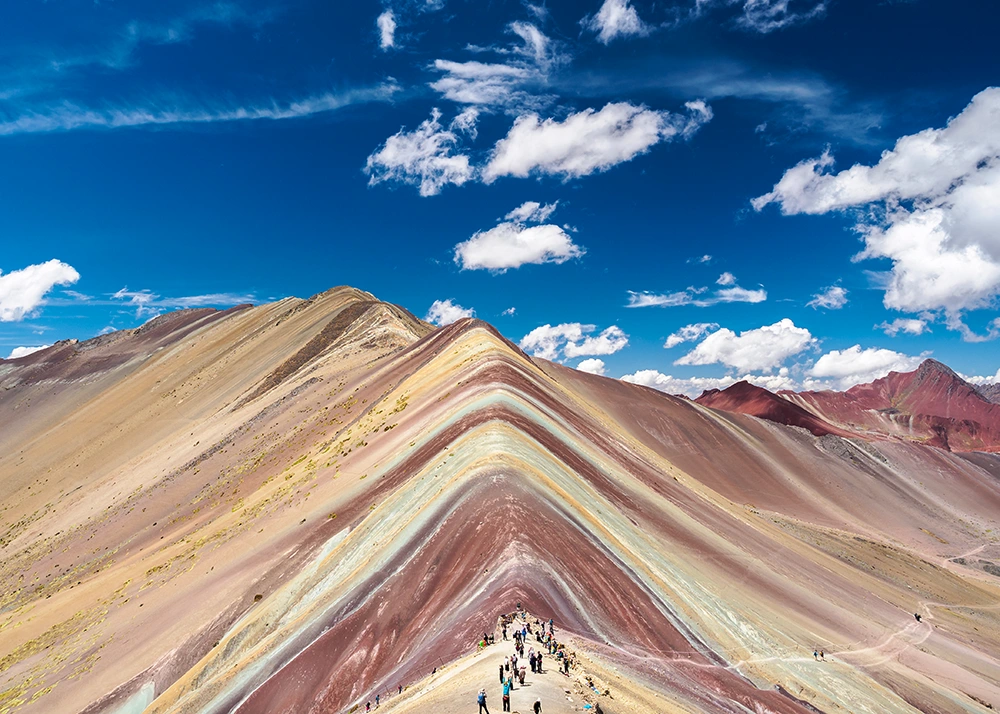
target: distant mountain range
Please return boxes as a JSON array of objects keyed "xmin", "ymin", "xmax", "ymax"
[{"xmin": 697, "ymin": 359, "xmax": 1000, "ymax": 453}]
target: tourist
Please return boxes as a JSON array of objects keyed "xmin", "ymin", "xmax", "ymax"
[
  {"xmin": 502, "ymin": 679, "xmax": 511, "ymax": 712},
  {"xmin": 478, "ymin": 688, "xmax": 490, "ymax": 714},
  {"xmin": 500, "ymin": 664, "xmax": 505, "ymax": 683},
  {"xmin": 533, "ymin": 698, "xmax": 542, "ymax": 714}
]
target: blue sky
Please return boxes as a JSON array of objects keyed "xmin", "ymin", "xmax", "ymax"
[{"xmin": 2, "ymin": 0, "xmax": 999, "ymax": 394}]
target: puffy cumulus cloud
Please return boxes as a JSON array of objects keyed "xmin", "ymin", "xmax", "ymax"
[
  {"xmin": 454, "ymin": 201, "xmax": 583, "ymax": 272},
  {"xmin": 575, "ymin": 358, "xmax": 607, "ymax": 375},
  {"xmin": 583, "ymin": 0, "xmax": 649, "ymax": 44},
  {"xmin": 425, "ymin": 299, "xmax": 475, "ymax": 326},
  {"xmin": 455, "ymin": 223, "xmax": 583, "ymax": 271},
  {"xmin": 878, "ymin": 318, "xmax": 928, "ymax": 337},
  {"xmin": 621, "ymin": 368, "xmax": 800, "ymax": 398},
  {"xmin": 0, "ymin": 259, "xmax": 80, "ymax": 321},
  {"xmin": 743, "ymin": 369, "xmax": 798, "ymax": 392},
  {"xmin": 627, "ymin": 278, "xmax": 766, "ymax": 308},
  {"xmin": 364, "ymin": 108, "xmax": 474, "ymax": 196},
  {"xmin": 664, "ymin": 322, "xmax": 719, "ymax": 349},
  {"xmin": 519, "ymin": 323, "xmax": 628, "ymax": 361},
  {"xmin": 676, "ymin": 318, "xmax": 815, "ymax": 372},
  {"xmin": 483, "ymin": 100, "xmax": 712, "ymax": 182},
  {"xmin": 810, "ymin": 345, "xmax": 927, "ymax": 389},
  {"xmin": 807, "ymin": 285, "xmax": 847, "ymax": 309},
  {"xmin": 962, "ymin": 367, "xmax": 1000, "ymax": 386},
  {"xmin": 621, "ymin": 369, "xmax": 736, "ymax": 398},
  {"xmin": 753, "ymin": 88, "xmax": 1000, "ymax": 337},
  {"xmin": 7, "ymin": 345, "xmax": 50, "ymax": 359},
  {"xmin": 376, "ymin": 10, "xmax": 396, "ymax": 50}
]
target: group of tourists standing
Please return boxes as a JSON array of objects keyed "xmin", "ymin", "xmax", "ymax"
[{"xmin": 480, "ymin": 608, "xmax": 575, "ymax": 714}]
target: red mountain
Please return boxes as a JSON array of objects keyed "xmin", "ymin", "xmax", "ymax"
[
  {"xmin": 695, "ymin": 380, "xmax": 851, "ymax": 438},
  {"xmin": 697, "ymin": 360, "xmax": 1000, "ymax": 453}
]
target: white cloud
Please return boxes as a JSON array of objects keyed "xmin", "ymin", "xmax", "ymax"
[
  {"xmin": 0, "ymin": 259, "xmax": 80, "ymax": 321},
  {"xmin": 810, "ymin": 345, "xmax": 927, "ymax": 389},
  {"xmin": 519, "ymin": 323, "xmax": 628, "ymax": 361},
  {"xmin": 583, "ymin": 0, "xmax": 650, "ymax": 44},
  {"xmin": 501, "ymin": 307, "xmax": 516, "ymax": 316},
  {"xmin": 807, "ymin": 285, "xmax": 847, "ymax": 309},
  {"xmin": 621, "ymin": 369, "xmax": 736, "ymax": 398},
  {"xmin": 664, "ymin": 322, "xmax": 719, "ymax": 348},
  {"xmin": 624, "ymin": 363, "xmax": 807, "ymax": 396},
  {"xmin": 627, "ymin": 280, "xmax": 766, "ymax": 308},
  {"xmin": 428, "ymin": 22, "xmax": 564, "ymax": 112},
  {"xmin": 716, "ymin": 272, "xmax": 736, "ymax": 286},
  {"xmin": 962, "ymin": 368, "xmax": 1000, "ymax": 386},
  {"xmin": 505, "ymin": 200, "xmax": 559, "ymax": 223},
  {"xmin": 430, "ymin": 60, "xmax": 532, "ymax": 107},
  {"xmin": 0, "ymin": 85, "xmax": 398, "ymax": 136},
  {"xmin": 754, "ymin": 88, "xmax": 1000, "ymax": 336},
  {"xmin": 576, "ymin": 358, "xmax": 607, "ymax": 375},
  {"xmin": 365, "ymin": 108, "xmax": 474, "ymax": 197},
  {"xmin": 676, "ymin": 318, "xmax": 815, "ymax": 372},
  {"xmin": 7, "ymin": 345, "xmax": 49, "ymax": 359},
  {"xmin": 111, "ymin": 288, "xmax": 254, "ymax": 319},
  {"xmin": 450, "ymin": 107, "xmax": 480, "ymax": 139},
  {"xmin": 878, "ymin": 318, "xmax": 928, "ymax": 337},
  {"xmin": 734, "ymin": 0, "xmax": 826, "ymax": 33},
  {"xmin": 376, "ymin": 10, "xmax": 397, "ymax": 50},
  {"xmin": 621, "ymin": 367, "xmax": 800, "ymax": 398},
  {"xmin": 744, "ymin": 369, "xmax": 798, "ymax": 392},
  {"xmin": 454, "ymin": 201, "xmax": 583, "ymax": 271},
  {"xmin": 483, "ymin": 100, "xmax": 712, "ymax": 182},
  {"xmin": 425, "ymin": 299, "xmax": 475, "ymax": 326}
]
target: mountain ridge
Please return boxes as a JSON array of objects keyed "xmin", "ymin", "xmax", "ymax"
[{"xmin": 1, "ymin": 288, "xmax": 999, "ymax": 714}]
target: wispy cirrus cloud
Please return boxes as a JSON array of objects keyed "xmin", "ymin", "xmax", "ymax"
[
  {"xmin": 627, "ymin": 275, "xmax": 766, "ymax": 308},
  {"xmin": 0, "ymin": 84, "xmax": 399, "ymax": 136},
  {"xmin": 429, "ymin": 21, "xmax": 568, "ymax": 113},
  {"xmin": 110, "ymin": 288, "xmax": 255, "ymax": 319}
]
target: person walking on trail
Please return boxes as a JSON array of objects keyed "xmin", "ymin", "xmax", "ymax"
[
  {"xmin": 398, "ymin": 684, "xmax": 402, "ymax": 695},
  {"xmin": 502, "ymin": 679, "xmax": 511, "ymax": 712},
  {"xmin": 478, "ymin": 688, "xmax": 490, "ymax": 714},
  {"xmin": 536, "ymin": 652, "xmax": 543, "ymax": 673},
  {"xmin": 519, "ymin": 667, "xmax": 526, "ymax": 686},
  {"xmin": 813, "ymin": 649, "xmax": 818, "ymax": 661},
  {"xmin": 819, "ymin": 650, "xmax": 825, "ymax": 661},
  {"xmin": 533, "ymin": 698, "xmax": 542, "ymax": 714},
  {"xmin": 500, "ymin": 664, "xmax": 505, "ymax": 683},
  {"xmin": 915, "ymin": 613, "xmax": 922, "ymax": 622},
  {"xmin": 375, "ymin": 694, "xmax": 380, "ymax": 707}
]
